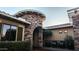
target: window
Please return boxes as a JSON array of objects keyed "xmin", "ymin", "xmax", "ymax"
[
  {"xmin": 0, "ymin": 24, "xmax": 23, "ymax": 41},
  {"xmin": 1, "ymin": 24, "xmax": 17, "ymax": 41},
  {"xmin": 1, "ymin": 24, "xmax": 11, "ymax": 41},
  {"xmin": 10, "ymin": 26, "xmax": 17, "ymax": 41}
]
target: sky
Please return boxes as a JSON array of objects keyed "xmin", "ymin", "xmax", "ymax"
[{"xmin": 0, "ymin": 7, "xmax": 72, "ymax": 27}]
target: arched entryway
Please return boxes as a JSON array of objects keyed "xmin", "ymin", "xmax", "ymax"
[{"xmin": 33, "ymin": 26, "xmax": 43, "ymax": 48}]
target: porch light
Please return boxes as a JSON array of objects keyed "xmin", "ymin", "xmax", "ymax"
[
  {"xmin": 59, "ymin": 31, "xmax": 62, "ymax": 34},
  {"xmin": 64, "ymin": 30, "xmax": 67, "ymax": 33}
]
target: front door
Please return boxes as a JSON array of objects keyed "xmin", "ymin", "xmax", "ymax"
[{"xmin": 33, "ymin": 27, "xmax": 43, "ymax": 48}]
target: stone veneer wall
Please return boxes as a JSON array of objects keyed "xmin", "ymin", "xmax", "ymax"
[
  {"xmin": 67, "ymin": 9, "xmax": 79, "ymax": 50},
  {"xmin": 15, "ymin": 11, "xmax": 45, "ymax": 50},
  {"xmin": 23, "ymin": 14, "xmax": 45, "ymax": 49},
  {"xmin": 72, "ymin": 12, "xmax": 79, "ymax": 50},
  {"xmin": 22, "ymin": 14, "xmax": 43, "ymax": 40}
]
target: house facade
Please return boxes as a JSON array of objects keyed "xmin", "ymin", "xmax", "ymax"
[
  {"xmin": 45, "ymin": 23, "xmax": 74, "ymax": 41},
  {"xmin": 0, "ymin": 10, "xmax": 46, "ymax": 50},
  {"xmin": 45, "ymin": 7, "xmax": 79, "ymax": 50}
]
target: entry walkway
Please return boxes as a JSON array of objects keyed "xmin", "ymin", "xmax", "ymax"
[{"xmin": 33, "ymin": 47, "xmax": 73, "ymax": 51}]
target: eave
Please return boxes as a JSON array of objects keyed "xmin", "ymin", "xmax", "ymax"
[{"xmin": 0, "ymin": 12, "xmax": 31, "ymax": 25}]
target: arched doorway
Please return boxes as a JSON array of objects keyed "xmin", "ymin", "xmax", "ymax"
[{"xmin": 33, "ymin": 26, "xmax": 43, "ymax": 48}]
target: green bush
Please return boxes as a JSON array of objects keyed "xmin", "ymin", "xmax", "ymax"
[
  {"xmin": 57, "ymin": 40, "xmax": 65, "ymax": 48},
  {"xmin": 0, "ymin": 41, "xmax": 31, "ymax": 51},
  {"xmin": 44, "ymin": 40, "xmax": 58, "ymax": 48},
  {"xmin": 44, "ymin": 40, "xmax": 53, "ymax": 47},
  {"xmin": 43, "ymin": 29, "xmax": 52, "ymax": 46},
  {"xmin": 64, "ymin": 35, "xmax": 74, "ymax": 50}
]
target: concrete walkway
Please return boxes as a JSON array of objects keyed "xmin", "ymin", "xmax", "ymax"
[{"xmin": 33, "ymin": 47, "xmax": 74, "ymax": 51}]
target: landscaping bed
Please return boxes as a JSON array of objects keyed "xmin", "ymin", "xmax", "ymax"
[
  {"xmin": 44, "ymin": 40, "xmax": 74, "ymax": 50},
  {"xmin": 0, "ymin": 40, "xmax": 31, "ymax": 51}
]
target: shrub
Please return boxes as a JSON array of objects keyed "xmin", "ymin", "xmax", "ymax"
[
  {"xmin": 0, "ymin": 40, "xmax": 31, "ymax": 51},
  {"xmin": 44, "ymin": 40, "xmax": 52, "ymax": 47},
  {"xmin": 64, "ymin": 35, "xmax": 74, "ymax": 50},
  {"xmin": 51, "ymin": 41, "xmax": 57, "ymax": 48},
  {"xmin": 57, "ymin": 40, "xmax": 65, "ymax": 48},
  {"xmin": 43, "ymin": 29, "xmax": 52, "ymax": 47},
  {"xmin": 44, "ymin": 40, "xmax": 57, "ymax": 48}
]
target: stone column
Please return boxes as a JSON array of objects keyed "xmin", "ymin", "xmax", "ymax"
[{"xmin": 71, "ymin": 10, "xmax": 79, "ymax": 50}]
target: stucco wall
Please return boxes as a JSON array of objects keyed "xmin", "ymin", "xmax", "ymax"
[{"xmin": 50, "ymin": 27, "xmax": 74, "ymax": 41}]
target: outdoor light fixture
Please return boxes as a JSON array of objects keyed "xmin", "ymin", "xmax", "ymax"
[{"xmin": 64, "ymin": 30, "xmax": 67, "ymax": 33}]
